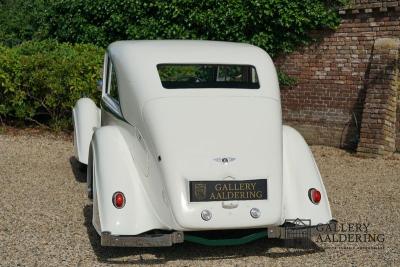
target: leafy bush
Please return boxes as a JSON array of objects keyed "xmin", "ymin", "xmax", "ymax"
[
  {"xmin": 45, "ymin": 0, "xmax": 344, "ymax": 57},
  {"xmin": 0, "ymin": 40, "xmax": 103, "ymax": 130},
  {"xmin": 0, "ymin": 1, "xmax": 346, "ymax": 129},
  {"xmin": 0, "ymin": 0, "xmax": 49, "ymax": 46}
]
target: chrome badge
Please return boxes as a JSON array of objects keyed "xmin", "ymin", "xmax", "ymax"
[
  {"xmin": 214, "ymin": 157, "xmax": 236, "ymax": 165},
  {"xmin": 194, "ymin": 183, "xmax": 207, "ymax": 201}
]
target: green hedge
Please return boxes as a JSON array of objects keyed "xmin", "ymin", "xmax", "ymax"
[
  {"xmin": 0, "ymin": 1, "xmax": 346, "ymax": 130},
  {"xmin": 0, "ymin": 40, "xmax": 103, "ymax": 130},
  {"xmin": 0, "ymin": 0, "xmax": 345, "ymax": 57},
  {"xmin": 46, "ymin": 0, "xmax": 344, "ymax": 57},
  {"xmin": 0, "ymin": 0, "xmax": 48, "ymax": 46}
]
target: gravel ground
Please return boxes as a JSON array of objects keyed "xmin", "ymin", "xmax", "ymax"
[{"xmin": 0, "ymin": 132, "xmax": 399, "ymax": 266}]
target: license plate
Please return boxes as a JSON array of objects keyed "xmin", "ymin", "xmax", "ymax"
[{"xmin": 189, "ymin": 179, "xmax": 267, "ymax": 202}]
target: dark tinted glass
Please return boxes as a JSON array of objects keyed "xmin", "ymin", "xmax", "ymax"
[{"xmin": 157, "ymin": 64, "xmax": 259, "ymax": 89}]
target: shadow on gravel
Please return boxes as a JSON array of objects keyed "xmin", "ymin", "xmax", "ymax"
[
  {"xmin": 83, "ymin": 205, "xmax": 324, "ymax": 265},
  {"xmin": 70, "ymin": 156, "xmax": 87, "ymax": 183}
]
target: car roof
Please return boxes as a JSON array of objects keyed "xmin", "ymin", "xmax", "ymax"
[
  {"xmin": 106, "ymin": 40, "xmax": 280, "ymax": 115},
  {"xmin": 108, "ymin": 40, "xmax": 267, "ymax": 64}
]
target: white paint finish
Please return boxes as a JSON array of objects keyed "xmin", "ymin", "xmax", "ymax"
[
  {"xmin": 72, "ymin": 98, "xmax": 100, "ymax": 164},
  {"xmin": 72, "ymin": 40, "xmax": 334, "ymax": 240},
  {"xmin": 142, "ymin": 96, "xmax": 284, "ymax": 229},
  {"xmin": 100, "ymin": 110, "xmax": 177, "ymax": 231},
  {"xmin": 107, "ymin": 40, "xmax": 280, "ymax": 126},
  {"xmin": 282, "ymin": 126, "xmax": 332, "ymax": 225},
  {"xmin": 91, "ymin": 126, "xmax": 168, "ymax": 235}
]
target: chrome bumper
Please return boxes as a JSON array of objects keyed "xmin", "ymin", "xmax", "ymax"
[
  {"xmin": 101, "ymin": 219, "xmax": 337, "ymax": 246},
  {"xmin": 101, "ymin": 231, "xmax": 184, "ymax": 247},
  {"xmin": 267, "ymin": 219, "xmax": 338, "ymax": 239}
]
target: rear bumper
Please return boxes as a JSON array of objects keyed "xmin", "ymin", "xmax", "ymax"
[
  {"xmin": 267, "ymin": 219, "xmax": 338, "ymax": 239},
  {"xmin": 183, "ymin": 219, "xmax": 338, "ymax": 246},
  {"xmin": 101, "ymin": 231, "xmax": 184, "ymax": 247},
  {"xmin": 101, "ymin": 219, "xmax": 337, "ymax": 247}
]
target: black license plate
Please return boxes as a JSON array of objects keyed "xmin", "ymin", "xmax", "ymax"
[{"xmin": 190, "ymin": 179, "xmax": 267, "ymax": 202}]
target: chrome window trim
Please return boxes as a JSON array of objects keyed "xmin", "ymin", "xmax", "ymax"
[{"xmin": 101, "ymin": 95, "xmax": 126, "ymax": 122}]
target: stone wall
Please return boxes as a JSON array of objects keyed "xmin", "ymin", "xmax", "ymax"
[{"xmin": 275, "ymin": 0, "xmax": 400, "ymax": 154}]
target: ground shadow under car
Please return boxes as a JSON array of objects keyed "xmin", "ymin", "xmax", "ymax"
[{"xmin": 82, "ymin": 205, "xmax": 324, "ymax": 265}]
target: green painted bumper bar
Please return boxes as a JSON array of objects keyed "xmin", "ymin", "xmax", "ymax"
[{"xmin": 184, "ymin": 231, "xmax": 268, "ymax": 246}]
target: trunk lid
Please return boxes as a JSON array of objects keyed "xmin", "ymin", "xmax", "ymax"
[{"xmin": 142, "ymin": 96, "xmax": 283, "ymax": 229}]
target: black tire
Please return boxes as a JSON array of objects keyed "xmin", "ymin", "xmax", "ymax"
[
  {"xmin": 87, "ymin": 146, "xmax": 93, "ymax": 200},
  {"xmin": 78, "ymin": 161, "xmax": 87, "ymax": 172},
  {"xmin": 88, "ymin": 189, "xmax": 93, "ymax": 200}
]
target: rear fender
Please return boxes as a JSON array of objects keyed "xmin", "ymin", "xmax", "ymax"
[
  {"xmin": 91, "ymin": 126, "xmax": 164, "ymax": 236},
  {"xmin": 282, "ymin": 125, "xmax": 333, "ymax": 225},
  {"xmin": 73, "ymin": 98, "xmax": 100, "ymax": 164}
]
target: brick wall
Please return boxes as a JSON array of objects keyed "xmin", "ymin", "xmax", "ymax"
[
  {"xmin": 396, "ymin": 69, "xmax": 400, "ymax": 150},
  {"xmin": 357, "ymin": 38, "xmax": 399, "ymax": 156},
  {"xmin": 397, "ymin": 81, "xmax": 400, "ymax": 150},
  {"xmin": 348, "ymin": 0, "xmax": 400, "ymax": 10},
  {"xmin": 275, "ymin": 0, "xmax": 400, "ymax": 153}
]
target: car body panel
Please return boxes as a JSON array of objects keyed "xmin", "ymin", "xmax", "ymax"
[
  {"xmin": 91, "ymin": 126, "xmax": 172, "ymax": 235},
  {"xmin": 282, "ymin": 125, "xmax": 332, "ymax": 224},
  {"xmin": 142, "ymin": 96, "xmax": 283, "ymax": 229},
  {"xmin": 72, "ymin": 98, "xmax": 100, "ymax": 164},
  {"xmin": 107, "ymin": 40, "xmax": 280, "ymax": 128},
  {"xmin": 72, "ymin": 40, "xmax": 334, "ymax": 243}
]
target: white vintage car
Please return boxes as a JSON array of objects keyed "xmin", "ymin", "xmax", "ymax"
[{"xmin": 73, "ymin": 40, "xmax": 336, "ymax": 247}]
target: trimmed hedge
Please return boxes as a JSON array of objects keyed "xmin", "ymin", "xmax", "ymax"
[
  {"xmin": 0, "ymin": 40, "xmax": 103, "ymax": 130},
  {"xmin": 46, "ymin": 0, "xmax": 344, "ymax": 57}
]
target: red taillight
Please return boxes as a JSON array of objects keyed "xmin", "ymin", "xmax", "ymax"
[
  {"xmin": 112, "ymin": 192, "xmax": 125, "ymax": 209},
  {"xmin": 309, "ymin": 188, "xmax": 321, "ymax": 204}
]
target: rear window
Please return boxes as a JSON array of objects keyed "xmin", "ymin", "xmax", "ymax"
[{"xmin": 157, "ymin": 64, "xmax": 260, "ymax": 89}]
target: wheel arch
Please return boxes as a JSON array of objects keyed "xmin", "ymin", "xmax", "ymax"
[
  {"xmin": 90, "ymin": 125, "xmax": 165, "ymax": 236},
  {"xmin": 282, "ymin": 125, "xmax": 333, "ymax": 225},
  {"xmin": 73, "ymin": 98, "xmax": 101, "ymax": 165}
]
